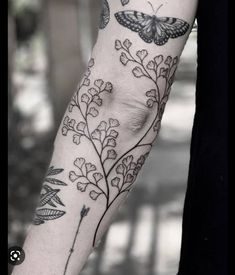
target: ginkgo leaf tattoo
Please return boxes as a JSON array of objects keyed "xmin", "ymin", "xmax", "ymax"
[
  {"xmin": 115, "ymin": 2, "xmax": 190, "ymax": 45},
  {"xmin": 121, "ymin": 0, "xmax": 130, "ymax": 6},
  {"xmin": 33, "ymin": 166, "xmax": 67, "ymax": 225},
  {"xmin": 61, "ymin": 41, "xmax": 179, "ymax": 248}
]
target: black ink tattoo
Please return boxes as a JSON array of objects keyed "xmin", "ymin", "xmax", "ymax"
[
  {"xmin": 111, "ymin": 153, "xmax": 149, "ymax": 192},
  {"xmin": 69, "ymin": 151, "xmax": 149, "ymax": 247},
  {"xmin": 62, "ymin": 61, "xmax": 115, "ymax": 167},
  {"xmin": 121, "ymin": 0, "xmax": 130, "ymax": 6},
  {"xmin": 63, "ymin": 49, "xmax": 178, "ymax": 246},
  {"xmin": 115, "ymin": 3, "xmax": 190, "ymax": 45},
  {"xmin": 99, "ymin": 0, "xmax": 110, "ymax": 29},
  {"xmin": 63, "ymin": 205, "xmax": 90, "ymax": 275},
  {"xmin": 63, "ymin": 59, "xmax": 151, "ymax": 246},
  {"xmin": 69, "ymin": 157, "xmax": 107, "ymax": 201},
  {"xmin": 33, "ymin": 167, "xmax": 67, "ymax": 225},
  {"xmin": 115, "ymin": 38, "xmax": 178, "ymax": 134}
]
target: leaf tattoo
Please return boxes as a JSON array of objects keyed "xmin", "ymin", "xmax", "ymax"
[
  {"xmin": 121, "ymin": 0, "xmax": 130, "ymax": 6},
  {"xmin": 33, "ymin": 167, "xmax": 67, "ymax": 225},
  {"xmin": 63, "ymin": 49, "xmax": 179, "ymax": 248},
  {"xmin": 99, "ymin": 0, "xmax": 110, "ymax": 29},
  {"xmin": 35, "ymin": 209, "xmax": 65, "ymax": 221},
  {"xmin": 46, "ymin": 166, "xmax": 63, "ymax": 176},
  {"xmin": 115, "ymin": 4, "xmax": 190, "ymax": 45},
  {"xmin": 38, "ymin": 190, "xmax": 60, "ymax": 207},
  {"xmin": 114, "ymin": 38, "xmax": 179, "ymax": 140}
]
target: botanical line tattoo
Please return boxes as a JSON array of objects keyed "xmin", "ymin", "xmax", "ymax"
[
  {"xmin": 121, "ymin": 0, "xmax": 130, "ymax": 6},
  {"xmin": 115, "ymin": 3, "xmax": 190, "ymax": 45},
  {"xmin": 33, "ymin": 166, "xmax": 67, "ymax": 225},
  {"xmin": 115, "ymin": 38, "xmax": 178, "ymax": 114},
  {"xmin": 99, "ymin": 0, "xmax": 110, "ymax": 29},
  {"xmin": 63, "ymin": 205, "xmax": 90, "ymax": 275},
  {"xmin": 62, "ymin": 41, "xmax": 179, "ymax": 247}
]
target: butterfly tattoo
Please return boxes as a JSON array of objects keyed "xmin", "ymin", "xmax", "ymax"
[
  {"xmin": 114, "ymin": 9, "xmax": 190, "ymax": 45},
  {"xmin": 99, "ymin": 0, "xmax": 110, "ymax": 29}
]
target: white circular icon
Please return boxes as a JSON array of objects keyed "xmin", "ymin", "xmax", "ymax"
[{"xmin": 8, "ymin": 246, "xmax": 25, "ymax": 265}]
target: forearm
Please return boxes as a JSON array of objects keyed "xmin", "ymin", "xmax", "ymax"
[{"xmin": 12, "ymin": 0, "xmax": 198, "ymax": 274}]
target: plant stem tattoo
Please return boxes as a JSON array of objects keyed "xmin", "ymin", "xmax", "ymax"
[
  {"xmin": 33, "ymin": 167, "xmax": 67, "ymax": 225},
  {"xmin": 62, "ymin": 42, "xmax": 178, "ymax": 247},
  {"xmin": 63, "ymin": 205, "xmax": 90, "ymax": 275},
  {"xmin": 99, "ymin": 0, "xmax": 110, "ymax": 29},
  {"xmin": 115, "ymin": 38, "xmax": 178, "ymax": 121},
  {"xmin": 115, "ymin": 3, "xmax": 190, "ymax": 45}
]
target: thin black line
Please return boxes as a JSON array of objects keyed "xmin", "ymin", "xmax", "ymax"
[
  {"xmin": 84, "ymin": 103, "xmax": 110, "ymax": 208},
  {"xmin": 106, "ymin": 141, "xmax": 153, "ymax": 179},
  {"xmin": 92, "ymin": 189, "xmax": 129, "ymax": 246},
  {"xmin": 63, "ymin": 217, "xmax": 82, "ymax": 275}
]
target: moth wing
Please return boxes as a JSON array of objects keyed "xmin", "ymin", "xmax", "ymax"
[
  {"xmin": 138, "ymin": 18, "xmax": 158, "ymax": 43},
  {"xmin": 157, "ymin": 17, "xmax": 190, "ymax": 38},
  {"xmin": 153, "ymin": 22, "xmax": 170, "ymax": 45},
  {"xmin": 115, "ymin": 10, "xmax": 153, "ymax": 33}
]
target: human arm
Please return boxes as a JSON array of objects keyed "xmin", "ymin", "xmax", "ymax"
[{"xmin": 12, "ymin": 0, "xmax": 198, "ymax": 274}]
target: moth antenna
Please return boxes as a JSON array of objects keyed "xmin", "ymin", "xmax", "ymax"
[
  {"xmin": 147, "ymin": 2, "xmax": 164, "ymax": 14},
  {"xmin": 155, "ymin": 4, "xmax": 164, "ymax": 14},
  {"xmin": 147, "ymin": 1, "xmax": 155, "ymax": 13}
]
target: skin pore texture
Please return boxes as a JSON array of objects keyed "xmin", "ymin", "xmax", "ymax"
[{"xmin": 12, "ymin": 1, "xmax": 198, "ymax": 274}]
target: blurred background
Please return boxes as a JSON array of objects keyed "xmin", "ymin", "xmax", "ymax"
[{"xmin": 8, "ymin": 0, "xmax": 197, "ymax": 274}]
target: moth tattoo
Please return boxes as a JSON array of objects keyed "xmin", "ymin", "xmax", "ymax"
[
  {"xmin": 115, "ymin": 3, "xmax": 190, "ymax": 45},
  {"xmin": 99, "ymin": 0, "xmax": 110, "ymax": 29}
]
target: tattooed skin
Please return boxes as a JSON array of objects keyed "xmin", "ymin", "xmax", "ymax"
[
  {"xmin": 115, "ymin": 4, "xmax": 190, "ymax": 45},
  {"xmin": 121, "ymin": 0, "xmax": 130, "ymax": 6},
  {"xmin": 99, "ymin": 0, "xmax": 110, "ymax": 29},
  {"xmin": 33, "ymin": 167, "xmax": 67, "ymax": 225},
  {"xmin": 63, "ymin": 205, "xmax": 90, "ymax": 275},
  {"xmin": 99, "ymin": 0, "xmax": 131, "ymax": 30},
  {"xmin": 61, "ymin": 40, "xmax": 179, "ymax": 247},
  {"xmin": 115, "ymin": 38, "xmax": 178, "ymax": 117}
]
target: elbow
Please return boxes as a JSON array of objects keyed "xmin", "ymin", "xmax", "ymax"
[{"xmin": 105, "ymin": 82, "xmax": 157, "ymax": 136}]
